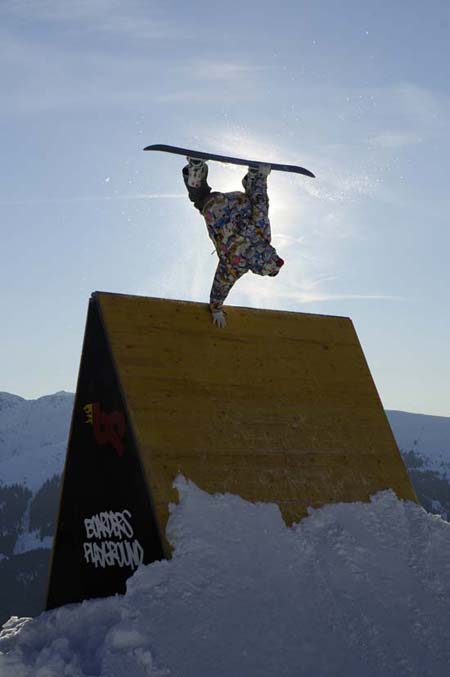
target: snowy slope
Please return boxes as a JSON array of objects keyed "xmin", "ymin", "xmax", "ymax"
[
  {"xmin": 0, "ymin": 393, "xmax": 75, "ymax": 625},
  {"xmin": 1, "ymin": 478, "xmax": 450, "ymax": 677},
  {"xmin": 0, "ymin": 391, "xmax": 73, "ymax": 491},
  {"xmin": 0, "ymin": 394, "xmax": 25, "ymax": 412},
  {"xmin": 387, "ymin": 410, "xmax": 450, "ymax": 476}
]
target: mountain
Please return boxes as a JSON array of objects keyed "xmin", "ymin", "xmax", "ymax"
[
  {"xmin": 387, "ymin": 410, "xmax": 450, "ymax": 519},
  {"xmin": 0, "ymin": 393, "xmax": 25, "ymax": 412},
  {"xmin": 0, "ymin": 391, "xmax": 73, "ymax": 491},
  {"xmin": 0, "ymin": 392, "xmax": 73, "ymax": 624},
  {"xmin": 0, "ymin": 391, "xmax": 449, "ymax": 628}
]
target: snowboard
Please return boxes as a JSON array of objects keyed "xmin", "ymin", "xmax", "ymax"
[{"xmin": 143, "ymin": 144, "xmax": 315, "ymax": 178}]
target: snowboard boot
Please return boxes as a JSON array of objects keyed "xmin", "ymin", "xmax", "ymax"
[
  {"xmin": 185, "ymin": 157, "xmax": 209, "ymax": 188},
  {"xmin": 247, "ymin": 163, "xmax": 272, "ymax": 178},
  {"xmin": 182, "ymin": 158, "xmax": 213, "ymax": 212}
]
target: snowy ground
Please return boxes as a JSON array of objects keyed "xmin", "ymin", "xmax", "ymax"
[{"xmin": 1, "ymin": 477, "xmax": 450, "ymax": 677}]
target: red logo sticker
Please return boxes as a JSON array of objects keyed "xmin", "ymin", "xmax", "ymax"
[{"xmin": 84, "ymin": 403, "xmax": 126, "ymax": 456}]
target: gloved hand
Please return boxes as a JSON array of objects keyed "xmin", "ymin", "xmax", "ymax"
[{"xmin": 211, "ymin": 309, "xmax": 227, "ymax": 329}]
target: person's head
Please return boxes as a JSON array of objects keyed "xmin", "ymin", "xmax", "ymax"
[
  {"xmin": 249, "ymin": 243, "xmax": 284, "ymax": 277},
  {"xmin": 266, "ymin": 255, "xmax": 284, "ymax": 277},
  {"xmin": 263, "ymin": 255, "xmax": 284, "ymax": 277}
]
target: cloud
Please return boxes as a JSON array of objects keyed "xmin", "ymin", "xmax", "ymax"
[
  {"xmin": 4, "ymin": 0, "xmax": 117, "ymax": 21},
  {"xmin": 395, "ymin": 83, "xmax": 442, "ymax": 127},
  {"xmin": 1, "ymin": 0, "xmax": 179, "ymax": 40},
  {"xmin": 0, "ymin": 193, "xmax": 185, "ymax": 207},
  {"xmin": 363, "ymin": 83, "xmax": 447, "ymax": 144},
  {"xmin": 232, "ymin": 274, "xmax": 406, "ymax": 308},
  {"xmin": 186, "ymin": 61, "xmax": 270, "ymax": 81},
  {"xmin": 301, "ymin": 166, "xmax": 376, "ymax": 204},
  {"xmin": 255, "ymin": 289, "xmax": 406, "ymax": 304},
  {"xmin": 151, "ymin": 90, "xmax": 254, "ymax": 105},
  {"xmin": 153, "ymin": 59, "xmax": 274, "ymax": 105},
  {"xmin": 0, "ymin": 25, "xmax": 180, "ymax": 114},
  {"xmin": 369, "ymin": 131, "xmax": 423, "ymax": 149},
  {"xmin": 0, "ymin": 29, "xmax": 269, "ymax": 114}
]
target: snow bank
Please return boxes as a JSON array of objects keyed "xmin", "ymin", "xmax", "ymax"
[{"xmin": 1, "ymin": 477, "xmax": 450, "ymax": 677}]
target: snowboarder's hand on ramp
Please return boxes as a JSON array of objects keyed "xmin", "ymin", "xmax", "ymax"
[{"xmin": 212, "ymin": 309, "xmax": 227, "ymax": 329}]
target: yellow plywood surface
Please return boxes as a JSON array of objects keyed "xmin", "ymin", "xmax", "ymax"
[{"xmin": 96, "ymin": 292, "xmax": 417, "ymax": 541}]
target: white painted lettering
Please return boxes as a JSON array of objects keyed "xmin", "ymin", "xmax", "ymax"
[
  {"xmin": 82, "ymin": 539, "xmax": 144, "ymax": 570},
  {"xmin": 84, "ymin": 509, "xmax": 136, "ymax": 540},
  {"xmin": 82, "ymin": 508, "xmax": 144, "ymax": 570}
]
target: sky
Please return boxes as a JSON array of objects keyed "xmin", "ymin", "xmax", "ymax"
[{"xmin": 1, "ymin": 0, "xmax": 450, "ymax": 416}]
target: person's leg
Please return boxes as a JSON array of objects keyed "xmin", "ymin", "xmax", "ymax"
[
  {"xmin": 182, "ymin": 159, "xmax": 213, "ymax": 212},
  {"xmin": 242, "ymin": 165, "xmax": 272, "ymax": 241},
  {"xmin": 242, "ymin": 165, "xmax": 271, "ymax": 207}
]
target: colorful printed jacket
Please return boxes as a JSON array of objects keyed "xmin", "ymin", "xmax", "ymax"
[{"xmin": 201, "ymin": 173, "xmax": 284, "ymax": 312}]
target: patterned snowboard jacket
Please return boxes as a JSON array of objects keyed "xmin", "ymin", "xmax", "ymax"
[{"xmin": 200, "ymin": 172, "xmax": 284, "ymax": 312}]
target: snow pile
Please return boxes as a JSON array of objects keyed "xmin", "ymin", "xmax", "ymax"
[{"xmin": 2, "ymin": 477, "xmax": 450, "ymax": 677}]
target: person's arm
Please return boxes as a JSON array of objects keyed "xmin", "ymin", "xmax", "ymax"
[{"xmin": 209, "ymin": 259, "xmax": 246, "ymax": 328}]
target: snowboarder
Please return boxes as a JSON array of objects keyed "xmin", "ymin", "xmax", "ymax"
[{"xmin": 183, "ymin": 158, "xmax": 284, "ymax": 328}]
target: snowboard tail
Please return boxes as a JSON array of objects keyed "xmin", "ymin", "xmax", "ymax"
[{"xmin": 143, "ymin": 144, "xmax": 315, "ymax": 178}]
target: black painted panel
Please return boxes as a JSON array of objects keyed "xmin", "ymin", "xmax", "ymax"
[{"xmin": 46, "ymin": 297, "xmax": 164, "ymax": 610}]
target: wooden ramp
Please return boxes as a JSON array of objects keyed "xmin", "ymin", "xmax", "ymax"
[{"xmin": 46, "ymin": 292, "xmax": 416, "ymax": 609}]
